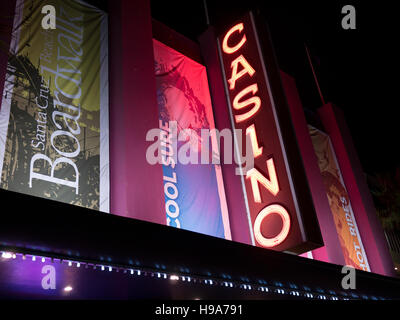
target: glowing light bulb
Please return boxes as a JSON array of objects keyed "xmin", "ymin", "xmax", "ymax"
[
  {"xmin": 1, "ymin": 252, "xmax": 12, "ymax": 259},
  {"xmin": 64, "ymin": 286, "xmax": 73, "ymax": 292}
]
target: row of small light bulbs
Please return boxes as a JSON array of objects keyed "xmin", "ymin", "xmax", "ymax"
[{"xmin": 0, "ymin": 251, "xmax": 383, "ymax": 300}]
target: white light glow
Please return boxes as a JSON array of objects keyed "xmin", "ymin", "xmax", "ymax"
[
  {"xmin": 64, "ymin": 286, "xmax": 73, "ymax": 292},
  {"xmin": 1, "ymin": 252, "xmax": 13, "ymax": 259},
  {"xmin": 170, "ymin": 275, "xmax": 179, "ymax": 281}
]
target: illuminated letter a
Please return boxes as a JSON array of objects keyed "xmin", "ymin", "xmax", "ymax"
[
  {"xmin": 233, "ymin": 84, "xmax": 261, "ymax": 123},
  {"xmin": 228, "ymin": 55, "xmax": 255, "ymax": 90}
]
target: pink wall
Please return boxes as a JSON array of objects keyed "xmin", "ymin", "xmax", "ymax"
[
  {"xmin": 281, "ymin": 72, "xmax": 345, "ymax": 265},
  {"xmin": 108, "ymin": 0, "xmax": 165, "ymax": 224},
  {"xmin": 199, "ymin": 27, "xmax": 252, "ymax": 245},
  {"xmin": 319, "ymin": 103, "xmax": 395, "ymax": 277}
]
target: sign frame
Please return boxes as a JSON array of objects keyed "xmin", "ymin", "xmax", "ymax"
[{"xmin": 217, "ymin": 10, "xmax": 323, "ymax": 253}]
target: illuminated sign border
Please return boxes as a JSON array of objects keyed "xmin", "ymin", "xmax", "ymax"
[{"xmin": 217, "ymin": 11, "xmax": 322, "ymax": 253}]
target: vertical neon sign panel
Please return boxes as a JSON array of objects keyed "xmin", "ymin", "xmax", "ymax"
[{"xmin": 218, "ymin": 12, "xmax": 321, "ymax": 252}]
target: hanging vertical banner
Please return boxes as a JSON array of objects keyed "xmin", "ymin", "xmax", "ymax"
[
  {"xmin": 0, "ymin": 0, "xmax": 109, "ymax": 211},
  {"xmin": 153, "ymin": 39, "xmax": 231, "ymax": 240},
  {"xmin": 309, "ymin": 126, "xmax": 370, "ymax": 271}
]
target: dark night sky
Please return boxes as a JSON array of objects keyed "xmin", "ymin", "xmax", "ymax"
[{"xmin": 150, "ymin": 0, "xmax": 399, "ymax": 175}]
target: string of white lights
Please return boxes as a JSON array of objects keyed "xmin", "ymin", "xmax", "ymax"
[{"xmin": 0, "ymin": 250, "xmax": 384, "ymax": 300}]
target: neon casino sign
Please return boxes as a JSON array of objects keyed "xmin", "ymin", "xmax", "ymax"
[{"xmin": 219, "ymin": 12, "xmax": 321, "ymax": 252}]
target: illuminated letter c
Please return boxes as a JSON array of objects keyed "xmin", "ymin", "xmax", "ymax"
[{"xmin": 222, "ymin": 23, "xmax": 247, "ymax": 54}]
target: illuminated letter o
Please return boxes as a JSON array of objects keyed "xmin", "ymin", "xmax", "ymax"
[
  {"xmin": 222, "ymin": 23, "xmax": 247, "ymax": 54},
  {"xmin": 253, "ymin": 204, "xmax": 291, "ymax": 248}
]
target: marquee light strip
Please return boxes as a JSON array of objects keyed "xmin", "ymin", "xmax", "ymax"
[{"xmin": 0, "ymin": 250, "xmax": 384, "ymax": 300}]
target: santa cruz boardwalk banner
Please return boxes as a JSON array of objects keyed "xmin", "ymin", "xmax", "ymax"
[{"xmin": 0, "ymin": 0, "xmax": 109, "ymax": 212}]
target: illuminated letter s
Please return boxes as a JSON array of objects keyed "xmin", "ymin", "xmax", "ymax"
[{"xmin": 233, "ymin": 84, "xmax": 261, "ymax": 123}]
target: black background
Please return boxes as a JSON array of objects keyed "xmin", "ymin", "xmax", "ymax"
[{"xmin": 149, "ymin": 0, "xmax": 398, "ymax": 175}]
